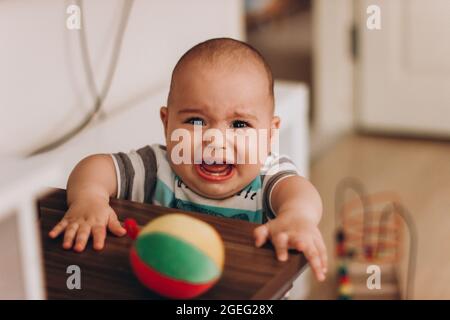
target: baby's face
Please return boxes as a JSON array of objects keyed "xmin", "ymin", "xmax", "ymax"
[{"xmin": 161, "ymin": 60, "xmax": 279, "ymax": 199}]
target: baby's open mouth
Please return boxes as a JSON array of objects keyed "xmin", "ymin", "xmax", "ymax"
[{"xmin": 194, "ymin": 162, "xmax": 235, "ymax": 182}]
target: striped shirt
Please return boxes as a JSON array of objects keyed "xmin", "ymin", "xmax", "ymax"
[{"xmin": 111, "ymin": 144, "xmax": 299, "ymax": 224}]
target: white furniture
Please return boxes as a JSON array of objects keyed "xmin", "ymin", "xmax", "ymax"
[
  {"xmin": 0, "ymin": 157, "xmax": 61, "ymax": 299},
  {"xmin": 274, "ymin": 80, "xmax": 310, "ymax": 178}
]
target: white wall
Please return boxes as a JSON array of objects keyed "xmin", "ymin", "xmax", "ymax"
[{"xmin": 0, "ymin": 0, "xmax": 243, "ymax": 156}]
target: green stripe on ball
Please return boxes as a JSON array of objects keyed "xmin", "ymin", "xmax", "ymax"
[{"xmin": 136, "ymin": 232, "xmax": 220, "ymax": 284}]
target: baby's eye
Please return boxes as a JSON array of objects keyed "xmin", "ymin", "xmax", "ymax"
[
  {"xmin": 185, "ymin": 117, "xmax": 206, "ymax": 126},
  {"xmin": 231, "ymin": 120, "xmax": 250, "ymax": 128}
]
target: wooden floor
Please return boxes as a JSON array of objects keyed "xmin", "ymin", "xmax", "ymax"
[{"xmin": 307, "ymin": 133, "xmax": 450, "ymax": 299}]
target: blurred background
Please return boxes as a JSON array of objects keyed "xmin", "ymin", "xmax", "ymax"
[{"xmin": 1, "ymin": 0, "xmax": 450, "ymax": 299}]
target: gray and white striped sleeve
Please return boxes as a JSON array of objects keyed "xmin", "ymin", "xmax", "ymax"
[
  {"xmin": 110, "ymin": 145, "xmax": 157, "ymax": 203},
  {"xmin": 261, "ymin": 154, "xmax": 300, "ymax": 220}
]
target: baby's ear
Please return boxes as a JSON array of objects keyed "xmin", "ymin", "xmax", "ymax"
[
  {"xmin": 269, "ymin": 116, "xmax": 281, "ymax": 154},
  {"xmin": 271, "ymin": 116, "xmax": 281, "ymax": 132},
  {"xmin": 160, "ymin": 106, "xmax": 169, "ymax": 136}
]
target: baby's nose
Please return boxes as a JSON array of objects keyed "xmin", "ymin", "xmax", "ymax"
[
  {"xmin": 204, "ymin": 137, "xmax": 225, "ymax": 149},
  {"xmin": 201, "ymin": 127, "xmax": 232, "ymax": 148}
]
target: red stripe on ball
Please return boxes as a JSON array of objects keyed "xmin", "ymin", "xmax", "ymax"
[{"xmin": 130, "ymin": 248, "xmax": 218, "ymax": 299}]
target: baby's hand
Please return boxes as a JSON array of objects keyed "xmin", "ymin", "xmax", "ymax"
[
  {"xmin": 48, "ymin": 197, "xmax": 127, "ymax": 252},
  {"xmin": 253, "ymin": 214, "xmax": 328, "ymax": 281}
]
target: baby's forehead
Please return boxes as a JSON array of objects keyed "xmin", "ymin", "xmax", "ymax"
[
  {"xmin": 176, "ymin": 51, "xmax": 268, "ymax": 81},
  {"xmin": 174, "ymin": 53, "xmax": 272, "ymax": 95},
  {"xmin": 168, "ymin": 38, "xmax": 274, "ymax": 109}
]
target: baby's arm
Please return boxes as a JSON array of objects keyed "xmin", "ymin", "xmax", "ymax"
[
  {"xmin": 48, "ymin": 155, "xmax": 126, "ymax": 252},
  {"xmin": 253, "ymin": 175, "xmax": 327, "ymax": 281}
]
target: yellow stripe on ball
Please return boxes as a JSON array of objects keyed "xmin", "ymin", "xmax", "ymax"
[{"xmin": 140, "ymin": 214, "xmax": 224, "ymax": 270}]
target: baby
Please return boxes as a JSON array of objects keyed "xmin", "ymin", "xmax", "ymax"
[{"xmin": 49, "ymin": 38, "xmax": 327, "ymax": 281}]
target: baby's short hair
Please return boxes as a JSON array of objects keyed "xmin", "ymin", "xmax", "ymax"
[{"xmin": 167, "ymin": 38, "xmax": 274, "ymax": 108}]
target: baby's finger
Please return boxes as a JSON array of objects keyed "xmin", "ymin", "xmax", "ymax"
[
  {"xmin": 63, "ymin": 223, "xmax": 79, "ymax": 250},
  {"xmin": 92, "ymin": 225, "xmax": 107, "ymax": 251},
  {"xmin": 303, "ymin": 243, "xmax": 325, "ymax": 281},
  {"xmin": 314, "ymin": 236, "xmax": 328, "ymax": 274},
  {"xmin": 74, "ymin": 224, "xmax": 92, "ymax": 252},
  {"xmin": 272, "ymin": 232, "xmax": 289, "ymax": 262},
  {"xmin": 253, "ymin": 224, "xmax": 269, "ymax": 247},
  {"xmin": 108, "ymin": 214, "xmax": 126, "ymax": 237},
  {"xmin": 49, "ymin": 219, "xmax": 69, "ymax": 238}
]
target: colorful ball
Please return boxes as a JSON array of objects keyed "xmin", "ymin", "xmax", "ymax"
[{"xmin": 127, "ymin": 214, "xmax": 225, "ymax": 299}]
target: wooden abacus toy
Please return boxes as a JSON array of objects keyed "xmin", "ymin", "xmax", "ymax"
[{"xmin": 334, "ymin": 178, "xmax": 417, "ymax": 300}]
